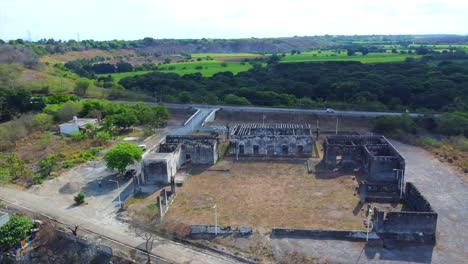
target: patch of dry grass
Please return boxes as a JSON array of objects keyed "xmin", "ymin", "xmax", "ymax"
[{"xmin": 164, "ymin": 159, "xmax": 365, "ymax": 230}]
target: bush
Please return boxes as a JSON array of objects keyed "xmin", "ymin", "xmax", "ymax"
[
  {"xmin": 74, "ymin": 192, "xmax": 85, "ymax": 205},
  {"xmin": 420, "ymin": 137, "xmax": 439, "ymax": 147},
  {"xmin": 96, "ymin": 131, "xmax": 112, "ymax": 145},
  {"xmin": 372, "ymin": 114, "xmax": 416, "ymax": 134},
  {"xmin": 224, "ymin": 94, "xmax": 251, "ymax": 105},
  {"xmin": 71, "ymin": 131, "xmax": 87, "ymax": 141},
  {"xmin": 32, "ymin": 113, "xmax": 54, "ymax": 131}
]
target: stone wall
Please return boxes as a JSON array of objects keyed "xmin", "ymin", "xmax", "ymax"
[
  {"xmin": 271, "ymin": 228, "xmax": 379, "ymax": 241},
  {"xmin": 190, "ymin": 225, "xmax": 252, "ymax": 240},
  {"xmin": 229, "ymin": 135, "xmax": 313, "ymax": 157},
  {"xmin": 372, "ymin": 182, "xmax": 438, "ymax": 245}
]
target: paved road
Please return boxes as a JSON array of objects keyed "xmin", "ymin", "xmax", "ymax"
[
  {"xmin": 271, "ymin": 140, "xmax": 468, "ymax": 264},
  {"xmin": 164, "ymin": 103, "xmax": 435, "ymax": 118},
  {"xmin": 171, "ymin": 107, "xmax": 215, "ymax": 135},
  {"xmin": 0, "ymin": 184, "xmax": 240, "ymax": 264},
  {"xmin": 108, "ymin": 100, "xmax": 437, "ymax": 118}
]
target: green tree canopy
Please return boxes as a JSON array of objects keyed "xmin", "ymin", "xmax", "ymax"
[
  {"xmin": 104, "ymin": 142, "xmax": 143, "ymax": 175},
  {"xmin": 74, "ymin": 77, "xmax": 91, "ymax": 95},
  {"xmin": 0, "ymin": 215, "xmax": 33, "ymax": 250},
  {"xmin": 178, "ymin": 91, "xmax": 192, "ymax": 103}
]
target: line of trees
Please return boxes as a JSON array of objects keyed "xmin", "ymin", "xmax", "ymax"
[{"xmin": 118, "ymin": 58, "xmax": 468, "ymax": 112}]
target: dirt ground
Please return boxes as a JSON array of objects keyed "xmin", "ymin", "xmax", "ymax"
[{"xmin": 164, "ymin": 158, "xmax": 366, "ymax": 230}]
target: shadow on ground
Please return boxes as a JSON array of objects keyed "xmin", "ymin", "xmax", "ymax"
[{"xmin": 363, "ymin": 244, "xmax": 434, "ymax": 263}]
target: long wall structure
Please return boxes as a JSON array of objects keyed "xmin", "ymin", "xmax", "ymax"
[{"xmin": 228, "ymin": 123, "xmax": 314, "ymax": 157}]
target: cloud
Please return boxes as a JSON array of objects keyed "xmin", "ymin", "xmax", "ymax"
[{"xmin": 0, "ymin": 0, "xmax": 467, "ymax": 40}]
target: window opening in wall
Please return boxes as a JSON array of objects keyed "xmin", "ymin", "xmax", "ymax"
[
  {"xmin": 282, "ymin": 145, "xmax": 288, "ymax": 155},
  {"xmin": 253, "ymin": 145, "xmax": 259, "ymax": 155}
]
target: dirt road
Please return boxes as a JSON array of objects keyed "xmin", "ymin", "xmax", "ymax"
[{"xmin": 0, "ymin": 183, "xmax": 240, "ymax": 264}]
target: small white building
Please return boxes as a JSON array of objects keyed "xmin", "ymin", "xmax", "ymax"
[
  {"xmin": 0, "ymin": 211, "xmax": 9, "ymax": 228},
  {"xmin": 59, "ymin": 116, "xmax": 98, "ymax": 135}
]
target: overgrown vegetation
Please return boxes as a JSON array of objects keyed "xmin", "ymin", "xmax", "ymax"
[{"xmin": 372, "ymin": 113, "xmax": 468, "ymax": 173}]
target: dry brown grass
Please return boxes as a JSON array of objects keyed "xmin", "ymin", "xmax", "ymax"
[{"xmin": 164, "ymin": 159, "xmax": 365, "ymax": 230}]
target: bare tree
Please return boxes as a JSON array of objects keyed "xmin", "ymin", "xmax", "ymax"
[
  {"xmin": 130, "ymin": 216, "xmax": 162, "ymax": 264},
  {"xmin": 67, "ymin": 224, "xmax": 80, "ymax": 236}
]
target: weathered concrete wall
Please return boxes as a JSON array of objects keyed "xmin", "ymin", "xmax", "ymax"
[
  {"xmin": 142, "ymin": 146, "xmax": 185, "ymax": 184},
  {"xmin": 190, "ymin": 225, "xmax": 252, "ymax": 240},
  {"xmin": 183, "ymin": 141, "xmax": 218, "ymax": 164},
  {"xmin": 405, "ymin": 182, "xmax": 434, "ymax": 212},
  {"xmin": 372, "ymin": 183, "xmax": 438, "ymax": 245},
  {"xmin": 271, "ymin": 228, "xmax": 379, "ymax": 241},
  {"xmin": 166, "ymin": 135, "xmax": 218, "ymax": 165},
  {"xmin": 323, "ymin": 135, "xmax": 405, "ymax": 185},
  {"xmin": 229, "ymin": 135, "xmax": 313, "ymax": 157}
]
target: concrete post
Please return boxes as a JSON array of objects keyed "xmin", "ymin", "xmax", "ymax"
[
  {"xmin": 157, "ymin": 196, "xmax": 164, "ymax": 220},
  {"xmin": 171, "ymin": 177, "xmax": 176, "ymax": 194},
  {"xmin": 164, "ymin": 190, "xmax": 168, "ymax": 205}
]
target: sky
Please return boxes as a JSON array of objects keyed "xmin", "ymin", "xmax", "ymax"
[{"xmin": 0, "ymin": 0, "xmax": 467, "ymax": 41}]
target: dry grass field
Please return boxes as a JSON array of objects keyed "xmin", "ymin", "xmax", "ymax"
[{"xmin": 164, "ymin": 158, "xmax": 366, "ymax": 230}]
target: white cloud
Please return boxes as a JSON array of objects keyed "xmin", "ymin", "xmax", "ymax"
[{"xmin": 0, "ymin": 0, "xmax": 467, "ymax": 40}]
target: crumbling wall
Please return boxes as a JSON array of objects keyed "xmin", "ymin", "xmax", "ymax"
[
  {"xmin": 229, "ymin": 135, "xmax": 313, "ymax": 157},
  {"xmin": 190, "ymin": 225, "xmax": 252, "ymax": 240},
  {"xmin": 372, "ymin": 182, "xmax": 438, "ymax": 245},
  {"xmin": 166, "ymin": 135, "xmax": 218, "ymax": 165},
  {"xmin": 405, "ymin": 182, "xmax": 433, "ymax": 212}
]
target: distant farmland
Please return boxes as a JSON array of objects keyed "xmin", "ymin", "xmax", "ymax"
[
  {"xmin": 100, "ymin": 60, "xmax": 253, "ymax": 81},
  {"xmin": 280, "ymin": 51, "xmax": 421, "ymax": 63},
  {"xmin": 191, "ymin": 52, "xmax": 261, "ymax": 58}
]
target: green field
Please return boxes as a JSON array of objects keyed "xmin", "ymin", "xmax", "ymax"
[
  {"xmin": 100, "ymin": 61, "xmax": 253, "ymax": 81},
  {"xmin": 101, "ymin": 70, "xmax": 153, "ymax": 82},
  {"xmin": 280, "ymin": 51, "xmax": 421, "ymax": 63},
  {"xmin": 191, "ymin": 53, "xmax": 261, "ymax": 58}
]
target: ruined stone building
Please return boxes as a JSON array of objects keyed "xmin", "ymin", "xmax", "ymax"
[
  {"xmin": 228, "ymin": 123, "xmax": 314, "ymax": 157},
  {"xmin": 141, "ymin": 135, "xmax": 219, "ymax": 184},
  {"xmin": 322, "ymin": 134, "xmax": 438, "ymax": 245},
  {"xmin": 323, "ymin": 135, "xmax": 405, "ymax": 199}
]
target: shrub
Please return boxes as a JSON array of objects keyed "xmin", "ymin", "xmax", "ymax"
[
  {"xmin": 74, "ymin": 192, "xmax": 85, "ymax": 205},
  {"xmin": 32, "ymin": 113, "xmax": 54, "ymax": 131},
  {"xmin": 420, "ymin": 137, "xmax": 439, "ymax": 147},
  {"xmin": 96, "ymin": 131, "xmax": 112, "ymax": 145},
  {"xmin": 71, "ymin": 131, "xmax": 87, "ymax": 141}
]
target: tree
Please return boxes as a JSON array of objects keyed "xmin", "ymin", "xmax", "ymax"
[
  {"xmin": 347, "ymin": 49, "xmax": 355, "ymax": 56},
  {"xmin": 74, "ymin": 192, "xmax": 85, "ymax": 205},
  {"xmin": 57, "ymin": 101, "xmax": 82, "ymax": 122},
  {"xmin": 116, "ymin": 61, "xmax": 133, "ymax": 72},
  {"xmin": 104, "ymin": 142, "xmax": 143, "ymax": 175},
  {"xmin": 129, "ymin": 210, "xmax": 163, "ymax": 263},
  {"xmin": 32, "ymin": 113, "xmax": 54, "ymax": 131},
  {"xmin": 111, "ymin": 110, "xmax": 138, "ymax": 129},
  {"xmin": 39, "ymin": 154, "xmax": 58, "ymax": 177},
  {"xmin": 0, "ymin": 215, "xmax": 33, "ymax": 250},
  {"xmin": 74, "ymin": 78, "xmax": 91, "ymax": 95},
  {"xmin": 178, "ymin": 91, "xmax": 191, "ymax": 103}
]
